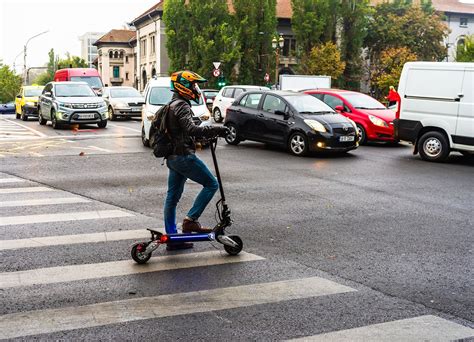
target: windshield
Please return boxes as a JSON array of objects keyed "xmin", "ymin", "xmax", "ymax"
[
  {"xmin": 55, "ymin": 84, "xmax": 96, "ymax": 97},
  {"xmin": 25, "ymin": 88, "xmax": 43, "ymax": 97},
  {"xmin": 284, "ymin": 94, "xmax": 335, "ymax": 114},
  {"xmin": 110, "ymin": 88, "xmax": 142, "ymax": 98},
  {"xmin": 70, "ymin": 76, "xmax": 103, "ymax": 89},
  {"xmin": 149, "ymin": 87, "xmax": 173, "ymax": 105},
  {"xmin": 343, "ymin": 93, "xmax": 386, "ymax": 110}
]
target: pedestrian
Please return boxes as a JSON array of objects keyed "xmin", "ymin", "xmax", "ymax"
[
  {"xmin": 163, "ymin": 70, "xmax": 229, "ymax": 251},
  {"xmin": 386, "ymin": 86, "xmax": 400, "ymax": 107}
]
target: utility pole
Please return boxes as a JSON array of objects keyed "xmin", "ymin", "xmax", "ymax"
[{"xmin": 23, "ymin": 30, "xmax": 49, "ymax": 85}]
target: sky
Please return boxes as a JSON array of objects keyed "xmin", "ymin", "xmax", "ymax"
[{"xmin": 0, "ymin": 0, "xmax": 159, "ymax": 74}]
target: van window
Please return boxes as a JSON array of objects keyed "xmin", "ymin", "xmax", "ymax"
[
  {"xmin": 149, "ymin": 86, "xmax": 173, "ymax": 105},
  {"xmin": 405, "ymin": 68, "xmax": 464, "ymax": 99},
  {"xmin": 70, "ymin": 76, "xmax": 103, "ymax": 89},
  {"xmin": 222, "ymin": 88, "xmax": 234, "ymax": 98}
]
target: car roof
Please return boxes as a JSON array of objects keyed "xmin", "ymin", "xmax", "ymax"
[
  {"xmin": 225, "ymin": 85, "xmax": 269, "ymax": 89},
  {"xmin": 23, "ymin": 85, "xmax": 44, "ymax": 89},
  {"xmin": 304, "ymin": 88, "xmax": 359, "ymax": 94},
  {"xmin": 50, "ymin": 81, "xmax": 89, "ymax": 85},
  {"xmin": 244, "ymin": 90, "xmax": 306, "ymax": 96}
]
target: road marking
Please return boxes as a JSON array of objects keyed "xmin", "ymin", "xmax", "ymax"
[
  {"xmin": 0, "ymin": 229, "xmax": 152, "ymax": 250},
  {"xmin": 2, "ymin": 118, "xmax": 47, "ymax": 137},
  {"xmin": 107, "ymin": 123, "xmax": 142, "ymax": 133},
  {"xmin": 0, "ymin": 186, "xmax": 54, "ymax": 194},
  {"xmin": 0, "ymin": 178, "xmax": 25, "ymax": 183},
  {"xmin": 0, "ymin": 133, "xmax": 139, "ymax": 143},
  {"xmin": 0, "ymin": 250, "xmax": 265, "ymax": 288},
  {"xmin": 0, "ymin": 209, "xmax": 134, "ymax": 226},
  {"xmin": 288, "ymin": 315, "xmax": 474, "ymax": 341},
  {"xmin": 0, "ymin": 276, "xmax": 354, "ymax": 339},
  {"xmin": 0, "ymin": 197, "xmax": 90, "ymax": 208},
  {"xmin": 87, "ymin": 145, "xmax": 113, "ymax": 153}
]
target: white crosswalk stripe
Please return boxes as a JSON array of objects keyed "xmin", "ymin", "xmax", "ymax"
[
  {"xmin": 0, "ymin": 174, "xmax": 472, "ymax": 340},
  {"xmin": 0, "ymin": 118, "xmax": 46, "ymax": 141}
]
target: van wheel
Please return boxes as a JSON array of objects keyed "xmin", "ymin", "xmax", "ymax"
[
  {"xmin": 213, "ymin": 108, "xmax": 223, "ymax": 123},
  {"xmin": 356, "ymin": 124, "xmax": 367, "ymax": 145},
  {"xmin": 288, "ymin": 132, "xmax": 309, "ymax": 156},
  {"xmin": 418, "ymin": 131, "xmax": 450, "ymax": 162},
  {"xmin": 224, "ymin": 123, "xmax": 241, "ymax": 145},
  {"xmin": 142, "ymin": 126, "xmax": 150, "ymax": 147}
]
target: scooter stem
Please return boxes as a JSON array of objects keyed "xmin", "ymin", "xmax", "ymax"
[{"xmin": 210, "ymin": 138, "xmax": 225, "ymax": 202}]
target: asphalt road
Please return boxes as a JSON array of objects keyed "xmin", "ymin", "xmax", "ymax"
[{"xmin": 0, "ymin": 115, "xmax": 473, "ymax": 340}]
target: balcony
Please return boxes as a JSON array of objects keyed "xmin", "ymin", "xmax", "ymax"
[{"xmin": 279, "ymin": 56, "xmax": 298, "ymax": 66}]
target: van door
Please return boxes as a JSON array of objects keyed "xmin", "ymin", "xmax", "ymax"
[{"xmin": 455, "ymin": 69, "xmax": 474, "ymax": 147}]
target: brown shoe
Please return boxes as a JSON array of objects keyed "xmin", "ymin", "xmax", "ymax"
[{"xmin": 182, "ymin": 219, "xmax": 212, "ymax": 233}]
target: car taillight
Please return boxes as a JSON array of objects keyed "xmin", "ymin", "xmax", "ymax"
[{"xmin": 395, "ymin": 101, "xmax": 401, "ymax": 119}]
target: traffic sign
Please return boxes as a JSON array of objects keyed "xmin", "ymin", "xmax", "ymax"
[
  {"xmin": 213, "ymin": 69, "xmax": 221, "ymax": 77},
  {"xmin": 213, "ymin": 62, "xmax": 221, "ymax": 70}
]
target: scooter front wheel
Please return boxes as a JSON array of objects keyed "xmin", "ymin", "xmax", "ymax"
[
  {"xmin": 224, "ymin": 235, "xmax": 243, "ymax": 256},
  {"xmin": 131, "ymin": 242, "xmax": 152, "ymax": 264}
]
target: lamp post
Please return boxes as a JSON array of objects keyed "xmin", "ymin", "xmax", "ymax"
[
  {"xmin": 23, "ymin": 30, "xmax": 49, "ymax": 84},
  {"xmin": 272, "ymin": 34, "xmax": 284, "ymax": 87}
]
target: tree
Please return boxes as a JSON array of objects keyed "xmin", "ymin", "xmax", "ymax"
[
  {"xmin": 57, "ymin": 53, "xmax": 88, "ymax": 69},
  {"xmin": 233, "ymin": 0, "xmax": 277, "ymax": 84},
  {"xmin": 371, "ymin": 47, "xmax": 417, "ymax": 100},
  {"xmin": 163, "ymin": 0, "xmax": 190, "ymax": 72},
  {"xmin": 339, "ymin": 0, "xmax": 371, "ymax": 90},
  {"xmin": 456, "ymin": 35, "xmax": 474, "ymax": 62},
  {"xmin": 0, "ymin": 61, "xmax": 22, "ymax": 103},
  {"xmin": 303, "ymin": 42, "xmax": 346, "ymax": 80},
  {"xmin": 34, "ymin": 48, "xmax": 57, "ymax": 85}
]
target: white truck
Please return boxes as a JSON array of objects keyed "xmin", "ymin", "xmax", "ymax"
[{"xmin": 278, "ymin": 75, "xmax": 331, "ymax": 91}]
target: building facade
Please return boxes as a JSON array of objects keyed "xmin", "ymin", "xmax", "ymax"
[
  {"xmin": 129, "ymin": 2, "xmax": 169, "ymax": 91},
  {"xmin": 78, "ymin": 32, "xmax": 104, "ymax": 68},
  {"xmin": 94, "ymin": 30, "xmax": 137, "ymax": 87}
]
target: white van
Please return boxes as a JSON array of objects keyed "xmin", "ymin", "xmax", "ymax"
[
  {"xmin": 141, "ymin": 77, "xmax": 211, "ymax": 147},
  {"xmin": 394, "ymin": 62, "xmax": 474, "ymax": 162}
]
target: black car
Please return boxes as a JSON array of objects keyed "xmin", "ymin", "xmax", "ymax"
[{"xmin": 224, "ymin": 91, "xmax": 358, "ymax": 156}]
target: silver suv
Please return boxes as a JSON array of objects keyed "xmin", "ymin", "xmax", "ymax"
[
  {"xmin": 38, "ymin": 82, "xmax": 108, "ymax": 129},
  {"xmin": 102, "ymin": 86, "xmax": 144, "ymax": 120}
]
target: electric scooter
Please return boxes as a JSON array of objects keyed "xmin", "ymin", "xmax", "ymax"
[{"xmin": 131, "ymin": 137, "xmax": 243, "ymax": 264}]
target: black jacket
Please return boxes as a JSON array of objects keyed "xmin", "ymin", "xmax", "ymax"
[{"xmin": 167, "ymin": 93, "xmax": 217, "ymax": 155}]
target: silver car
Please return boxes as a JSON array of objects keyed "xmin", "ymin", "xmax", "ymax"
[{"xmin": 102, "ymin": 86, "xmax": 145, "ymax": 120}]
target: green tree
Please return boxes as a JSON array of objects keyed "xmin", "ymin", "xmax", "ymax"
[
  {"xmin": 0, "ymin": 61, "xmax": 22, "ymax": 103},
  {"xmin": 57, "ymin": 53, "xmax": 88, "ymax": 69},
  {"xmin": 303, "ymin": 42, "xmax": 346, "ymax": 80},
  {"xmin": 456, "ymin": 35, "xmax": 474, "ymax": 62},
  {"xmin": 163, "ymin": 0, "xmax": 189, "ymax": 72},
  {"xmin": 233, "ymin": 0, "xmax": 277, "ymax": 85},
  {"xmin": 339, "ymin": 0, "xmax": 371, "ymax": 90},
  {"xmin": 34, "ymin": 48, "xmax": 57, "ymax": 85}
]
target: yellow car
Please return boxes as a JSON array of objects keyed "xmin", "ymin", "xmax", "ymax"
[{"xmin": 15, "ymin": 85, "xmax": 44, "ymax": 121}]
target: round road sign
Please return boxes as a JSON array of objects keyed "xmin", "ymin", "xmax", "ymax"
[{"xmin": 213, "ymin": 69, "xmax": 221, "ymax": 77}]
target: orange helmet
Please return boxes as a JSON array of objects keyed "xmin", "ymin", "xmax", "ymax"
[{"xmin": 170, "ymin": 70, "xmax": 207, "ymax": 103}]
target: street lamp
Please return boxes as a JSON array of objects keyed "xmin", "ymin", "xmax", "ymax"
[
  {"xmin": 272, "ymin": 34, "xmax": 284, "ymax": 87},
  {"xmin": 23, "ymin": 30, "xmax": 49, "ymax": 84}
]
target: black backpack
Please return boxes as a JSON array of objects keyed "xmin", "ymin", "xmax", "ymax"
[{"xmin": 150, "ymin": 103, "xmax": 174, "ymax": 158}]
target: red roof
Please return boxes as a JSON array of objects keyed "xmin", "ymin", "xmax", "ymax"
[
  {"xmin": 131, "ymin": 1, "xmax": 164, "ymax": 24},
  {"xmin": 94, "ymin": 29, "xmax": 136, "ymax": 45},
  {"xmin": 432, "ymin": 0, "xmax": 474, "ymax": 14}
]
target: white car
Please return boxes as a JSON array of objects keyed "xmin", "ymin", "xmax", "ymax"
[
  {"xmin": 102, "ymin": 86, "xmax": 144, "ymax": 120},
  {"xmin": 141, "ymin": 77, "xmax": 212, "ymax": 147},
  {"xmin": 212, "ymin": 85, "xmax": 270, "ymax": 122}
]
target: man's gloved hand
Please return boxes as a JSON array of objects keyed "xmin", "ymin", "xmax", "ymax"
[{"xmin": 213, "ymin": 126, "xmax": 230, "ymax": 137}]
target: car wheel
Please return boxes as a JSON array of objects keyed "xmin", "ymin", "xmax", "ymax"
[
  {"xmin": 21, "ymin": 108, "xmax": 28, "ymax": 121},
  {"xmin": 38, "ymin": 107, "xmax": 47, "ymax": 125},
  {"xmin": 213, "ymin": 108, "xmax": 223, "ymax": 123},
  {"xmin": 142, "ymin": 126, "xmax": 150, "ymax": 147},
  {"xmin": 108, "ymin": 106, "xmax": 116, "ymax": 121},
  {"xmin": 288, "ymin": 132, "xmax": 309, "ymax": 156},
  {"xmin": 418, "ymin": 131, "xmax": 450, "ymax": 162},
  {"xmin": 224, "ymin": 123, "xmax": 241, "ymax": 145},
  {"xmin": 51, "ymin": 110, "xmax": 60, "ymax": 129},
  {"xmin": 97, "ymin": 120, "xmax": 107, "ymax": 128},
  {"xmin": 356, "ymin": 124, "xmax": 367, "ymax": 145}
]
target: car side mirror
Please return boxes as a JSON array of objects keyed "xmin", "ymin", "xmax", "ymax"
[
  {"xmin": 45, "ymin": 92, "xmax": 52, "ymax": 97},
  {"xmin": 275, "ymin": 110, "xmax": 290, "ymax": 120},
  {"xmin": 335, "ymin": 105, "xmax": 344, "ymax": 112},
  {"xmin": 206, "ymin": 98, "xmax": 213, "ymax": 104}
]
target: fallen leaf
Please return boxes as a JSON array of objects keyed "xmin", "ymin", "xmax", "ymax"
[{"xmin": 79, "ymin": 152, "xmax": 85, "ymax": 156}]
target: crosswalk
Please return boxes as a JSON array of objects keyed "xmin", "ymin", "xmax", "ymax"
[
  {"xmin": 0, "ymin": 117, "xmax": 46, "ymax": 141},
  {"xmin": 0, "ymin": 172, "xmax": 472, "ymax": 340}
]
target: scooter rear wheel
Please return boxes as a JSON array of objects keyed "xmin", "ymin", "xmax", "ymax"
[
  {"xmin": 224, "ymin": 235, "xmax": 243, "ymax": 256},
  {"xmin": 131, "ymin": 242, "xmax": 152, "ymax": 264}
]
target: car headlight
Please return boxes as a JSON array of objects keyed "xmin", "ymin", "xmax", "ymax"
[
  {"xmin": 25, "ymin": 101, "xmax": 36, "ymax": 107},
  {"xmin": 304, "ymin": 119, "xmax": 327, "ymax": 133},
  {"xmin": 369, "ymin": 115, "xmax": 389, "ymax": 127},
  {"xmin": 98, "ymin": 101, "xmax": 107, "ymax": 108},
  {"xmin": 114, "ymin": 101, "xmax": 128, "ymax": 109},
  {"xmin": 59, "ymin": 102, "xmax": 73, "ymax": 109}
]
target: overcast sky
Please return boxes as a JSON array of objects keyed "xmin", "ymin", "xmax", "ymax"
[{"xmin": 0, "ymin": 0, "xmax": 158, "ymax": 74}]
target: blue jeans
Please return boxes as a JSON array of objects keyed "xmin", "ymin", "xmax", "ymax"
[{"xmin": 164, "ymin": 154, "xmax": 219, "ymax": 234}]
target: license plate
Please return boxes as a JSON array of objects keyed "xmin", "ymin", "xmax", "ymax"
[
  {"xmin": 132, "ymin": 107, "xmax": 142, "ymax": 112},
  {"xmin": 78, "ymin": 113, "xmax": 95, "ymax": 119},
  {"xmin": 339, "ymin": 136, "xmax": 355, "ymax": 142}
]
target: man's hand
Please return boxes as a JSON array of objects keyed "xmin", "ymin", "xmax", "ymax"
[{"xmin": 213, "ymin": 126, "xmax": 230, "ymax": 137}]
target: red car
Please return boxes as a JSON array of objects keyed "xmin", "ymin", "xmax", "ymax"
[{"xmin": 304, "ymin": 89, "xmax": 396, "ymax": 144}]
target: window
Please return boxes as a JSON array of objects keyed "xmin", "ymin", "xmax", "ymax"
[
  {"xmin": 244, "ymin": 93, "xmax": 262, "ymax": 109},
  {"xmin": 126, "ymin": 72, "xmax": 129, "ymax": 81},
  {"xmin": 239, "ymin": 95, "xmax": 248, "ymax": 106},
  {"xmin": 222, "ymin": 88, "xmax": 234, "ymax": 98},
  {"xmin": 262, "ymin": 95, "xmax": 286, "ymax": 113},
  {"xmin": 125, "ymin": 56, "xmax": 129, "ymax": 63},
  {"xmin": 109, "ymin": 51, "xmax": 113, "ymax": 58},
  {"xmin": 233, "ymin": 88, "xmax": 244, "ymax": 98},
  {"xmin": 119, "ymin": 51, "xmax": 124, "ymax": 59},
  {"xmin": 113, "ymin": 66, "xmax": 120, "ymax": 78},
  {"xmin": 311, "ymin": 93, "xmax": 324, "ymax": 101},
  {"xmin": 460, "ymin": 17, "xmax": 468, "ymax": 27},
  {"xmin": 150, "ymin": 35, "xmax": 156, "ymax": 54},
  {"xmin": 282, "ymin": 36, "xmax": 297, "ymax": 57},
  {"xmin": 140, "ymin": 38, "xmax": 147, "ymax": 56},
  {"xmin": 323, "ymin": 95, "xmax": 344, "ymax": 110},
  {"xmin": 114, "ymin": 51, "xmax": 119, "ymax": 59}
]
